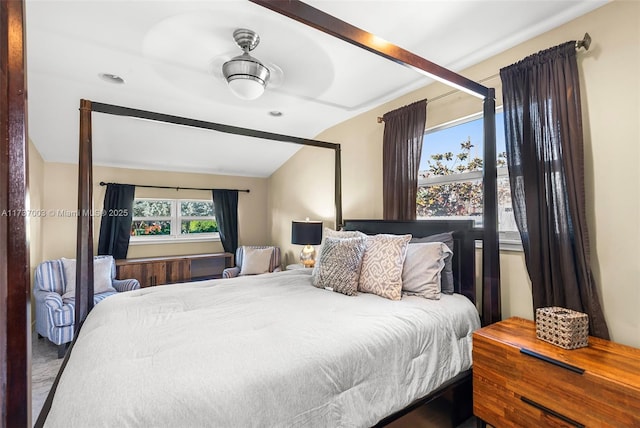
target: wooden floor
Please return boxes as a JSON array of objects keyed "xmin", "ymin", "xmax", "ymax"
[{"xmin": 387, "ymin": 398, "xmax": 476, "ymax": 428}]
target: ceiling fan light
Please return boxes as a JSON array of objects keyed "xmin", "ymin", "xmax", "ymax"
[
  {"xmin": 221, "ymin": 29, "xmax": 270, "ymax": 100},
  {"xmin": 227, "ymin": 77, "xmax": 266, "ymax": 100},
  {"xmin": 222, "ymin": 53, "xmax": 270, "ymax": 100}
]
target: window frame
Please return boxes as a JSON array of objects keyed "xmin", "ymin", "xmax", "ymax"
[
  {"xmin": 417, "ymin": 109, "xmax": 522, "ymax": 251},
  {"xmin": 129, "ymin": 198, "xmax": 220, "ymax": 245}
]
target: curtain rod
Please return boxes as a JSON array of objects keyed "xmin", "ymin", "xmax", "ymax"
[
  {"xmin": 98, "ymin": 181, "xmax": 250, "ymax": 193},
  {"xmin": 377, "ymin": 32, "xmax": 592, "ymax": 124}
]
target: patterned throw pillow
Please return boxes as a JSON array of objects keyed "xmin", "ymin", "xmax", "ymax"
[
  {"xmin": 312, "ymin": 228, "xmax": 367, "ymax": 276},
  {"xmin": 402, "ymin": 242, "xmax": 452, "ymax": 300},
  {"xmin": 312, "ymin": 236, "xmax": 367, "ymax": 296},
  {"xmin": 358, "ymin": 234, "xmax": 411, "ymax": 300}
]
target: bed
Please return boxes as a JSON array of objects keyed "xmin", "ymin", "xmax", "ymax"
[{"xmin": 43, "ymin": 219, "xmax": 481, "ymax": 427}]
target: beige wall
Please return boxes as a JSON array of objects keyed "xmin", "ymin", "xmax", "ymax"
[
  {"xmin": 40, "ymin": 162, "xmax": 269, "ymax": 261},
  {"xmin": 28, "ymin": 140, "xmax": 45, "ymax": 325},
  {"xmin": 268, "ymin": 145, "xmax": 336, "ymax": 266},
  {"xmin": 269, "ymin": 1, "xmax": 640, "ymax": 347}
]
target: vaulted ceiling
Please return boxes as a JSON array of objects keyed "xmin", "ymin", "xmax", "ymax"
[{"xmin": 25, "ymin": 0, "xmax": 607, "ymax": 177}]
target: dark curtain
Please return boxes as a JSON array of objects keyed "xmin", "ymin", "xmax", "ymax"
[
  {"xmin": 382, "ymin": 99, "xmax": 427, "ymax": 220},
  {"xmin": 500, "ymin": 41, "xmax": 609, "ymax": 338},
  {"xmin": 97, "ymin": 184, "xmax": 135, "ymax": 259},
  {"xmin": 212, "ymin": 189, "xmax": 238, "ymax": 254}
]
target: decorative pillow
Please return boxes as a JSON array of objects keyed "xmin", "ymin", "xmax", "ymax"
[
  {"xmin": 312, "ymin": 228, "xmax": 367, "ymax": 276},
  {"xmin": 411, "ymin": 232, "xmax": 455, "ymax": 294},
  {"xmin": 62, "ymin": 256, "xmax": 115, "ymax": 300},
  {"xmin": 402, "ymin": 242, "xmax": 452, "ymax": 300},
  {"xmin": 312, "ymin": 236, "xmax": 367, "ymax": 296},
  {"xmin": 358, "ymin": 234, "xmax": 412, "ymax": 301},
  {"xmin": 240, "ymin": 247, "xmax": 274, "ymax": 276}
]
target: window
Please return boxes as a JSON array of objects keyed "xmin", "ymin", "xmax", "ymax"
[
  {"xmin": 417, "ymin": 111, "xmax": 521, "ymax": 248},
  {"xmin": 130, "ymin": 199, "xmax": 218, "ymax": 244}
]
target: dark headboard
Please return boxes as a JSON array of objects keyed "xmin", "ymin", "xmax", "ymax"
[{"xmin": 342, "ymin": 219, "xmax": 476, "ymax": 304}]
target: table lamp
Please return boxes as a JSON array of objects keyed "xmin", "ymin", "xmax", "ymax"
[{"xmin": 291, "ymin": 219, "xmax": 323, "ymax": 268}]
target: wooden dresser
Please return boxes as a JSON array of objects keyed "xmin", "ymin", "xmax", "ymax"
[
  {"xmin": 473, "ymin": 317, "xmax": 640, "ymax": 428},
  {"xmin": 116, "ymin": 253, "xmax": 234, "ymax": 287}
]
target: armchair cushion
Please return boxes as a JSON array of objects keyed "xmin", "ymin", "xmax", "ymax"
[{"xmin": 53, "ymin": 291, "xmax": 117, "ymax": 327}]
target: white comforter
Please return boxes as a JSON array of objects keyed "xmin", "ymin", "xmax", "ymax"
[{"xmin": 44, "ymin": 269, "xmax": 480, "ymax": 428}]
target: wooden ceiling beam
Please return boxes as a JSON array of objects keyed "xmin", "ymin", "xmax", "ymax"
[{"xmin": 249, "ymin": 0, "xmax": 490, "ymax": 98}]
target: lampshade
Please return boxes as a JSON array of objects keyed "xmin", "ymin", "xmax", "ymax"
[
  {"xmin": 291, "ymin": 221, "xmax": 323, "ymax": 245},
  {"xmin": 222, "ymin": 29, "xmax": 270, "ymax": 100},
  {"xmin": 292, "ymin": 220, "xmax": 323, "ymax": 268}
]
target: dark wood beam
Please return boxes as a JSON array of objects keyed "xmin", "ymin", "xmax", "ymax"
[
  {"xmin": 249, "ymin": 0, "xmax": 489, "ymax": 98},
  {"xmin": 90, "ymin": 101, "xmax": 340, "ymax": 150},
  {"xmin": 1, "ymin": 0, "xmax": 31, "ymax": 426},
  {"xmin": 88, "ymin": 100, "xmax": 344, "ymax": 231},
  {"xmin": 76, "ymin": 99, "xmax": 94, "ymax": 327}
]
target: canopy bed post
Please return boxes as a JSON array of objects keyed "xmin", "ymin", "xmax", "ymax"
[
  {"xmin": 482, "ymin": 89, "xmax": 500, "ymax": 324},
  {"xmin": 335, "ymin": 145, "xmax": 343, "ymax": 227},
  {"xmin": 1, "ymin": 0, "xmax": 31, "ymax": 425},
  {"xmin": 76, "ymin": 99, "xmax": 95, "ymax": 326}
]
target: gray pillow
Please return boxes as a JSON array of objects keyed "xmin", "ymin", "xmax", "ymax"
[
  {"xmin": 410, "ymin": 232, "xmax": 455, "ymax": 294},
  {"xmin": 312, "ymin": 236, "xmax": 367, "ymax": 296},
  {"xmin": 402, "ymin": 242, "xmax": 451, "ymax": 300}
]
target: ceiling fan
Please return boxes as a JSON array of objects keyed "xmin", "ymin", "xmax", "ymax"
[{"xmin": 221, "ymin": 28, "xmax": 271, "ymax": 100}]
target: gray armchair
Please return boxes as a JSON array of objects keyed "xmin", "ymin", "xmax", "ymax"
[
  {"xmin": 222, "ymin": 246, "xmax": 282, "ymax": 278},
  {"xmin": 34, "ymin": 255, "xmax": 140, "ymax": 358}
]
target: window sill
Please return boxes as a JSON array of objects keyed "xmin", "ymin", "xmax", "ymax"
[
  {"xmin": 129, "ymin": 235, "xmax": 221, "ymax": 246},
  {"xmin": 475, "ymin": 239, "xmax": 523, "ymax": 252}
]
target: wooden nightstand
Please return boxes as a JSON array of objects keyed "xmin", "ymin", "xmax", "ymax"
[{"xmin": 473, "ymin": 317, "xmax": 640, "ymax": 428}]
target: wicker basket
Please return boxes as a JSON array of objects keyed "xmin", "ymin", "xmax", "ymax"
[{"xmin": 535, "ymin": 307, "xmax": 589, "ymax": 349}]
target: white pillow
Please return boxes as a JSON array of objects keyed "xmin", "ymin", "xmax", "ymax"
[
  {"xmin": 358, "ymin": 234, "xmax": 411, "ymax": 301},
  {"xmin": 61, "ymin": 256, "xmax": 115, "ymax": 300},
  {"xmin": 402, "ymin": 242, "xmax": 452, "ymax": 300},
  {"xmin": 240, "ymin": 247, "xmax": 274, "ymax": 276}
]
